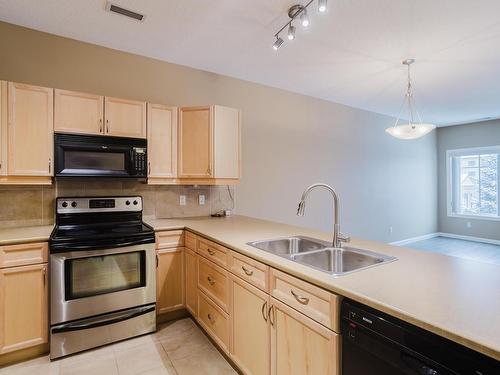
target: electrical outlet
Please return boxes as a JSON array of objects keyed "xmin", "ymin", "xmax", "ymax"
[
  {"xmin": 466, "ymin": 221, "xmax": 472, "ymax": 228},
  {"xmin": 199, "ymin": 194, "xmax": 205, "ymax": 205},
  {"xmin": 389, "ymin": 226, "xmax": 393, "ymax": 234},
  {"xmin": 179, "ymin": 195, "xmax": 186, "ymax": 206}
]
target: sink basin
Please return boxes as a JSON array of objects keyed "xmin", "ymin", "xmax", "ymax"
[
  {"xmin": 292, "ymin": 247, "xmax": 396, "ymax": 275},
  {"xmin": 247, "ymin": 236, "xmax": 329, "ymax": 257}
]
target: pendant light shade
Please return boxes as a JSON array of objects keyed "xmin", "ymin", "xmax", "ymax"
[
  {"xmin": 386, "ymin": 59, "xmax": 436, "ymax": 140},
  {"xmin": 385, "ymin": 123, "xmax": 436, "ymax": 140}
]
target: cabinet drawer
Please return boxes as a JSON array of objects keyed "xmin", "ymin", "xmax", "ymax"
[
  {"xmin": 156, "ymin": 230, "xmax": 184, "ymax": 249},
  {"xmin": 229, "ymin": 251, "xmax": 269, "ymax": 292},
  {"xmin": 0, "ymin": 242, "xmax": 48, "ymax": 268},
  {"xmin": 185, "ymin": 231, "xmax": 197, "ymax": 251},
  {"xmin": 198, "ymin": 256, "xmax": 229, "ymax": 312},
  {"xmin": 198, "ymin": 290, "xmax": 229, "ymax": 352},
  {"xmin": 197, "ymin": 237, "xmax": 228, "ymax": 269},
  {"xmin": 270, "ymin": 268, "xmax": 340, "ymax": 332}
]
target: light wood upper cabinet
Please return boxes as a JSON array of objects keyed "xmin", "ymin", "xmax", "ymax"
[
  {"xmin": 156, "ymin": 247, "xmax": 185, "ymax": 315},
  {"xmin": 178, "ymin": 106, "xmax": 213, "ymax": 178},
  {"xmin": 147, "ymin": 104, "xmax": 177, "ymax": 182},
  {"xmin": 214, "ymin": 106, "xmax": 240, "ymax": 179},
  {"xmin": 0, "ymin": 263, "xmax": 48, "ymax": 354},
  {"xmin": 54, "ymin": 89, "xmax": 104, "ymax": 135},
  {"xmin": 178, "ymin": 105, "xmax": 241, "ymax": 181},
  {"xmin": 270, "ymin": 297, "xmax": 339, "ymax": 375},
  {"xmin": 7, "ymin": 82, "xmax": 53, "ymax": 176},
  {"xmin": 104, "ymin": 97, "xmax": 146, "ymax": 139},
  {"xmin": 185, "ymin": 247, "xmax": 198, "ymax": 317},
  {"xmin": 231, "ymin": 275, "xmax": 271, "ymax": 375},
  {"xmin": 0, "ymin": 81, "xmax": 6, "ymax": 176}
]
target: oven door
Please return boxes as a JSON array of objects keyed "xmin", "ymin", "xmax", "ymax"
[{"xmin": 50, "ymin": 243, "xmax": 156, "ymax": 325}]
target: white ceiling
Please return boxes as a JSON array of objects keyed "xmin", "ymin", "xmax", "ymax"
[{"xmin": 1, "ymin": 0, "xmax": 500, "ymax": 125}]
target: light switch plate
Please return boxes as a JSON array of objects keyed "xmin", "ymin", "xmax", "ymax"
[
  {"xmin": 199, "ymin": 194, "xmax": 205, "ymax": 205},
  {"xmin": 180, "ymin": 195, "xmax": 186, "ymax": 206}
]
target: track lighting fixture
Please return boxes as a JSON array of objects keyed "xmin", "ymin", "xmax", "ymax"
[
  {"xmin": 287, "ymin": 25, "xmax": 296, "ymax": 40},
  {"xmin": 318, "ymin": 0, "xmax": 327, "ymax": 12},
  {"xmin": 272, "ymin": 0, "xmax": 329, "ymax": 50},
  {"xmin": 272, "ymin": 37, "xmax": 284, "ymax": 50},
  {"xmin": 300, "ymin": 9, "xmax": 310, "ymax": 27}
]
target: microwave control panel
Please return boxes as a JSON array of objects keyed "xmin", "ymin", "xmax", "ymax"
[{"xmin": 133, "ymin": 147, "xmax": 147, "ymax": 175}]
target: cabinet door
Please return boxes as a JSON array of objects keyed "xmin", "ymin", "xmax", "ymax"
[
  {"xmin": 178, "ymin": 106, "xmax": 213, "ymax": 178},
  {"xmin": 156, "ymin": 248, "xmax": 185, "ymax": 314},
  {"xmin": 147, "ymin": 104, "xmax": 177, "ymax": 180},
  {"xmin": 185, "ymin": 247, "xmax": 198, "ymax": 317},
  {"xmin": 0, "ymin": 81, "xmax": 6, "ymax": 176},
  {"xmin": 270, "ymin": 298, "xmax": 339, "ymax": 375},
  {"xmin": 214, "ymin": 106, "xmax": 240, "ymax": 179},
  {"xmin": 104, "ymin": 97, "xmax": 146, "ymax": 138},
  {"xmin": 0, "ymin": 263, "xmax": 48, "ymax": 354},
  {"xmin": 7, "ymin": 82, "xmax": 53, "ymax": 176},
  {"xmin": 231, "ymin": 275, "xmax": 270, "ymax": 375},
  {"xmin": 54, "ymin": 89, "xmax": 104, "ymax": 135}
]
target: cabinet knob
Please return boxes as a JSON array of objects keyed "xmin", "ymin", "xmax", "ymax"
[{"xmin": 241, "ymin": 265, "xmax": 254, "ymax": 276}]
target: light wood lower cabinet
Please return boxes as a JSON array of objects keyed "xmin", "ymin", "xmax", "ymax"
[
  {"xmin": 156, "ymin": 247, "xmax": 185, "ymax": 314},
  {"xmin": 230, "ymin": 275, "xmax": 271, "ymax": 375},
  {"xmin": 270, "ymin": 297, "xmax": 339, "ymax": 375},
  {"xmin": 0, "ymin": 263, "xmax": 48, "ymax": 354},
  {"xmin": 185, "ymin": 247, "xmax": 198, "ymax": 317}
]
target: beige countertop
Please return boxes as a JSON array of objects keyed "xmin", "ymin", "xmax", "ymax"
[
  {"xmin": 1, "ymin": 216, "xmax": 499, "ymax": 361},
  {"xmin": 0, "ymin": 224, "xmax": 54, "ymax": 245},
  {"xmin": 147, "ymin": 215, "xmax": 500, "ymax": 361}
]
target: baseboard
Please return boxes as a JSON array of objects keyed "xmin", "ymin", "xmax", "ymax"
[
  {"xmin": 438, "ymin": 232, "xmax": 500, "ymax": 246},
  {"xmin": 389, "ymin": 233, "xmax": 439, "ymax": 246}
]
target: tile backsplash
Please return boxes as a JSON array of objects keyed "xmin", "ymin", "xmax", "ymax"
[{"xmin": 0, "ymin": 180, "xmax": 235, "ymax": 228}]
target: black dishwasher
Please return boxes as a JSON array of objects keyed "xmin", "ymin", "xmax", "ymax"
[{"xmin": 341, "ymin": 299, "xmax": 499, "ymax": 375}]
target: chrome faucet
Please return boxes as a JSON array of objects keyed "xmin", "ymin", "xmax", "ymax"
[{"xmin": 297, "ymin": 183, "xmax": 350, "ymax": 248}]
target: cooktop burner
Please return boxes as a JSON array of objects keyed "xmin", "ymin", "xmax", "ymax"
[{"xmin": 49, "ymin": 196, "xmax": 155, "ymax": 252}]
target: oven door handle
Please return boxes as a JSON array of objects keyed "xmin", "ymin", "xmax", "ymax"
[{"xmin": 51, "ymin": 305, "xmax": 155, "ymax": 333}]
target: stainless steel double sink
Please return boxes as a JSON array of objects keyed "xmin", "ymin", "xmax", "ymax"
[{"xmin": 247, "ymin": 236, "xmax": 396, "ymax": 276}]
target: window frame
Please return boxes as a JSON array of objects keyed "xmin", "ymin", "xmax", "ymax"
[{"xmin": 447, "ymin": 146, "xmax": 500, "ymax": 221}]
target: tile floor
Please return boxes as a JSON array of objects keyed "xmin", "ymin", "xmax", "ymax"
[
  {"xmin": 406, "ymin": 236, "xmax": 500, "ymax": 265},
  {"xmin": 0, "ymin": 318, "xmax": 237, "ymax": 375}
]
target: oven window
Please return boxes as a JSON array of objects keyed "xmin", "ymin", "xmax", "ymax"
[
  {"xmin": 64, "ymin": 151, "xmax": 125, "ymax": 171},
  {"xmin": 65, "ymin": 251, "xmax": 146, "ymax": 300}
]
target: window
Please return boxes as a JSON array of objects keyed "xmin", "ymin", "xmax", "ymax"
[{"xmin": 448, "ymin": 147, "xmax": 500, "ymax": 220}]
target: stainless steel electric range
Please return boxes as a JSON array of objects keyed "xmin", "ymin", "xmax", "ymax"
[{"xmin": 49, "ymin": 196, "xmax": 156, "ymax": 359}]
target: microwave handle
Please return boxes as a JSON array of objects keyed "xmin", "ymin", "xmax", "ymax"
[{"xmin": 52, "ymin": 305, "xmax": 155, "ymax": 333}]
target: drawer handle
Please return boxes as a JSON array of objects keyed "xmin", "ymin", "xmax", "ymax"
[
  {"xmin": 207, "ymin": 313, "xmax": 215, "ymax": 324},
  {"xmin": 241, "ymin": 265, "xmax": 254, "ymax": 276},
  {"xmin": 207, "ymin": 276, "xmax": 215, "ymax": 285},
  {"xmin": 290, "ymin": 290, "xmax": 310, "ymax": 305},
  {"xmin": 261, "ymin": 301, "xmax": 268, "ymax": 322},
  {"xmin": 207, "ymin": 248, "xmax": 216, "ymax": 256}
]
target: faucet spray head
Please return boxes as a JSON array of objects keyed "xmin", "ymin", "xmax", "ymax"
[{"xmin": 297, "ymin": 200, "xmax": 305, "ymax": 216}]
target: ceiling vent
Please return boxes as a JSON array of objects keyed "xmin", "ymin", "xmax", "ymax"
[{"xmin": 105, "ymin": 2, "xmax": 145, "ymax": 21}]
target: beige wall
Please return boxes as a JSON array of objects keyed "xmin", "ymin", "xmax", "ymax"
[
  {"xmin": 437, "ymin": 120, "xmax": 500, "ymax": 240},
  {"xmin": 0, "ymin": 21, "xmax": 437, "ymax": 242}
]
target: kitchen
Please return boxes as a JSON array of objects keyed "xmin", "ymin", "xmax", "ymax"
[{"xmin": 0, "ymin": 1, "xmax": 499, "ymax": 374}]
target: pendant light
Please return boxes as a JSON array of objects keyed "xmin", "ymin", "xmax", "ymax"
[{"xmin": 386, "ymin": 59, "xmax": 436, "ymax": 140}]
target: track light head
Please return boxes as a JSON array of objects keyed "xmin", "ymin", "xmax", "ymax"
[
  {"xmin": 318, "ymin": 0, "xmax": 327, "ymax": 12},
  {"xmin": 287, "ymin": 25, "xmax": 296, "ymax": 40},
  {"xmin": 300, "ymin": 9, "xmax": 310, "ymax": 27},
  {"xmin": 272, "ymin": 37, "xmax": 284, "ymax": 50}
]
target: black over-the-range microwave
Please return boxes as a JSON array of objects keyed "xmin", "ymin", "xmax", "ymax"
[{"xmin": 54, "ymin": 133, "xmax": 147, "ymax": 178}]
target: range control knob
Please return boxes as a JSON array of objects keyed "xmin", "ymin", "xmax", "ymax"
[
  {"xmin": 71, "ymin": 201, "xmax": 77, "ymax": 208},
  {"xmin": 133, "ymin": 200, "xmax": 138, "ymax": 205},
  {"xmin": 126, "ymin": 200, "xmax": 131, "ymax": 205},
  {"xmin": 62, "ymin": 201, "xmax": 68, "ymax": 208}
]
